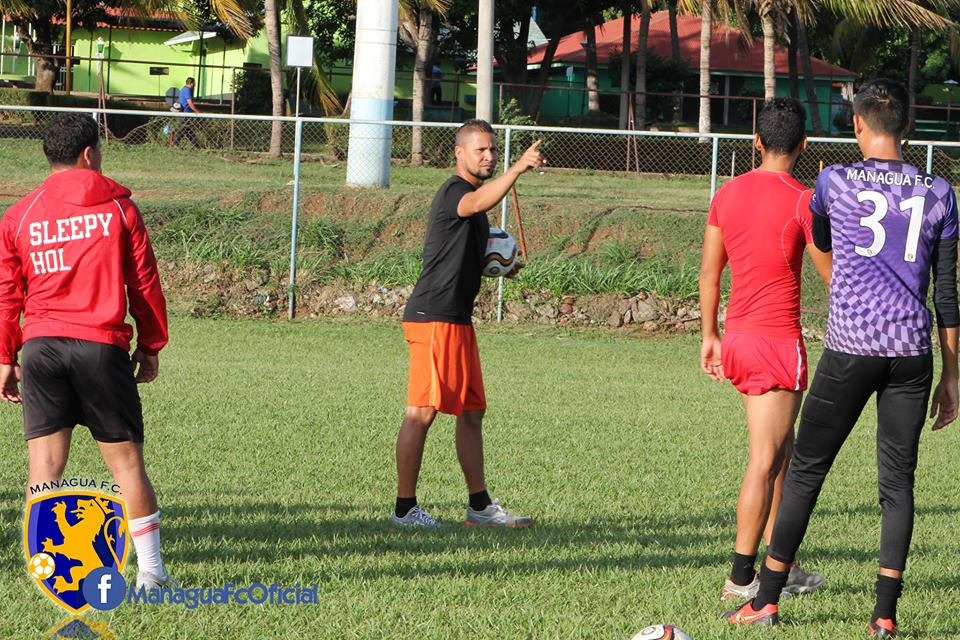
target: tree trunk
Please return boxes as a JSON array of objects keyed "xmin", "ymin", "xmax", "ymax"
[
  {"xmin": 668, "ymin": 0, "xmax": 681, "ymax": 61},
  {"xmin": 585, "ymin": 17, "xmax": 600, "ymax": 114},
  {"xmin": 24, "ymin": 22, "xmax": 58, "ymax": 93},
  {"xmin": 635, "ymin": 0, "xmax": 651, "ymax": 129},
  {"xmin": 761, "ymin": 6, "xmax": 775, "ymax": 100},
  {"xmin": 908, "ymin": 27, "xmax": 920, "ymax": 130},
  {"xmin": 796, "ymin": 19, "xmax": 823, "ymax": 134},
  {"xmin": 619, "ymin": 4, "xmax": 632, "ymax": 129},
  {"xmin": 787, "ymin": 10, "xmax": 799, "ymax": 100},
  {"xmin": 265, "ymin": 0, "xmax": 284, "ymax": 158},
  {"xmin": 34, "ymin": 55, "xmax": 59, "ymax": 93},
  {"xmin": 408, "ymin": 9, "xmax": 437, "ymax": 166},
  {"xmin": 699, "ymin": 0, "xmax": 712, "ymax": 136}
]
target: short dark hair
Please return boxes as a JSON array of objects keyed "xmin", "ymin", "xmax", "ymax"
[
  {"xmin": 853, "ymin": 79, "xmax": 910, "ymax": 136},
  {"xmin": 185, "ymin": 77, "xmax": 195, "ymax": 85},
  {"xmin": 756, "ymin": 97, "xmax": 807, "ymax": 154},
  {"xmin": 42, "ymin": 112, "xmax": 100, "ymax": 166},
  {"xmin": 456, "ymin": 119, "xmax": 495, "ymax": 146}
]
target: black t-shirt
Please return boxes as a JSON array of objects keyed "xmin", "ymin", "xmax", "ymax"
[{"xmin": 403, "ymin": 176, "xmax": 489, "ymax": 324}]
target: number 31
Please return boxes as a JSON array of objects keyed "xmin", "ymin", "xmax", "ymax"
[{"xmin": 856, "ymin": 190, "xmax": 925, "ymax": 262}]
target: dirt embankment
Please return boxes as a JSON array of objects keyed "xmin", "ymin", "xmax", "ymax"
[{"xmin": 158, "ymin": 258, "xmax": 711, "ymax": 333}]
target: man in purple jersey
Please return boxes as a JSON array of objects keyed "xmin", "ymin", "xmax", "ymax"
[{"xmin": 726, "ymin": 79, "xmax": 958, "ymax": 638}]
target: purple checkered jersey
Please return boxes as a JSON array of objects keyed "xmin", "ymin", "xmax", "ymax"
[{"xmin": 811, "ymin": 159, "xmax": 959, "ymax": 356}]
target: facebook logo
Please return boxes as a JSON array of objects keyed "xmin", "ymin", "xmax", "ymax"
[{"xmin": 82, "ymin": 567, "xmax": 126, "ymax": 610}]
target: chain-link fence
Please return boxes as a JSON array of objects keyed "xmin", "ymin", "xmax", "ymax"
[
  {"xmin": 2, "ymin": 104, "xmax": 960, "ymax": 318},
  {"xmin": 3, "ymin": 105, "xmax": 960, "ymax": 186}
]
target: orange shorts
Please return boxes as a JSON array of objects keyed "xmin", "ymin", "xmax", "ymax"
[
  {"xmin": 721, "ymin": 332, "xmax": 808, "ymax": 396},
  {"xmin": 403, "ymin": 321, "xmax": 486, "ymax": 416}
]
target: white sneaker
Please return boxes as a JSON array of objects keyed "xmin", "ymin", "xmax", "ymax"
[
  {"xmin": 464, "ymin": 500, "xmax": 534, "ymax": 528},
  {"xmin": 721, "ymin": 576, "xmax": 760, "ymax": 600},
  {"xmin": 136, "ymin": 569, "xmax": 178, "ymax": 590},
  {"xmin": 391, "ymin": 505, "xmax": 440, "ymax": 528}
]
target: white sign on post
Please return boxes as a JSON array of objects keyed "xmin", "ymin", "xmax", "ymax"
[
  {"xmin": 286, "ymin": 35, "xmax": 313, "ymax": 68},
  {"xmin": 284, "ymin": 35, "xmax": 314, "ymax": 320},
  {"xmin": 285, "ymin": 35, "xmax": 314, "ymax": 118}
]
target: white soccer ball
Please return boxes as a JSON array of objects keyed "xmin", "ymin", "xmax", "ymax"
[
  {"xmin": 630, "ymin": 624, "xmax": 693, "ymax": 640},
  {"xmin": 483, "ymin": 227, "xmax": 518, "ymax": 277},
  {"xmin": 29, "ymin": 552, "xmax": 56, "ymax": 580}
]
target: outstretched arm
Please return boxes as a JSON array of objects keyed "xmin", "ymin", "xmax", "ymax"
[{"xmin": 457, "ymin": 140, "xmax": 546, "ymax": 217}]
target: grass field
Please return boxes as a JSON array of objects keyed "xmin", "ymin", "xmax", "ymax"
[{"xmin": 1, "ymin": 318, "xmax": 959, "ymax": 639}]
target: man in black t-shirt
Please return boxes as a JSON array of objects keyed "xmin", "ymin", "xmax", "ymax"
[{"xmin": 394, "ymin": 119, "xmax": 545, "ymax": 528}]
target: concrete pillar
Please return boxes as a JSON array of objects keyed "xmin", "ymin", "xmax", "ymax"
[
  {"xmin": 346, "ymin": 0, "xmax": 399, "ymax": 187},
  {"xmin": 476, "ymin": 0, "xmax": 494, "ymax": 122}
]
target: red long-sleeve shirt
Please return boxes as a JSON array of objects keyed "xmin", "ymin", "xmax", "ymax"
[{"xmin": 0, "ymin": 169, "xmax": 167, "ymax": 364}]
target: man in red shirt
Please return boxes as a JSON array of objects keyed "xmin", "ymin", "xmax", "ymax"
[
  {"xmin": 0, "ymin": 113, "xmax": 173, "ymax": 590},
  {"xmin": 699, "ymin": 97, "xmax": 831, "ymax": 601}
]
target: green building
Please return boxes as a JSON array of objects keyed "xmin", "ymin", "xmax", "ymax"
[{"xmin": 1, "ymin": 9, "xmax": 270, "ymax": 104}]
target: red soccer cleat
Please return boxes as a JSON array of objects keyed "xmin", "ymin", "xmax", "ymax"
[
  {"xmin": 869, "ymin": 618, "xmax": 898, "ymax": 638},
  {"xmin": 723, "ymin": 601, "xmax": 779, "ymax": 626}
]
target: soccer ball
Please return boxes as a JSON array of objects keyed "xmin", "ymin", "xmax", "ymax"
[
  {"xmin": 482, "ymin": 227, "xmax": 518, "ymax": 277},
  {"xmin": 630, "ymin": 625, "xmax": 693, "ymax": 640},
  {"xmin": 29, "ymin": 552, "xmax": 56, "ymax": 580}
]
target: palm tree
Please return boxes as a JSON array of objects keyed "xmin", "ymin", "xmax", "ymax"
[
  {"xmin": 265, "ymin": 0, "xmax": 284, "ymax": 158},
  {"xmin": 619, "ymin": 1, "xmax": 632, "ymax": 128},
  {"xmin": 398, "ymin": 0, "xmax": 451, "ymax": 166},
  {"xmin": 262, "ymin": 0, "xmax": 346, "ymax": 158},
  {"xmin": 635, "ymin": 0, "xmax": 652, "ymax": 128},
  {"xmin": 759, "ymin": 1, "xmax": 776, "ymax": 100},
  {"xmin": 583, "ymin": 16, "xmax": 601, "ymax": 114},
  {"xmin": 696, "ymin": 0, "xmax": 713, "ymax": 135},
  {"xmin": 820, "ymin": 0, "xmax": 960, "ymax": 125},
  {"xmin": 668, "ymin": 0, "xmax": 682, "ymax": 60}
]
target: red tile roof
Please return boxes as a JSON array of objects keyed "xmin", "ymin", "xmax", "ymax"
[
  {"xmin": 528, "ymin": 12, "xmax": 855, "ymax": 79},
  {"xmin": 43, "ymin": 7, "xmax": 182, "ymax": 31}
]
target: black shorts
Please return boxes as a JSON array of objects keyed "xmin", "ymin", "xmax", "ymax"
[{"xmin": 22, "ymin": 337, "xmax": 144, "ymax": 443}]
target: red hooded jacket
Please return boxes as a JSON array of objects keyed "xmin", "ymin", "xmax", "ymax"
[{"xmin": 0, "ymin": 169, "xmax": 167, "ymax": 364}]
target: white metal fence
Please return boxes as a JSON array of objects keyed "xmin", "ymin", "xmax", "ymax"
[{"xmin": 2, "ymin": 105, "xmax": 960, "ymax": 318}]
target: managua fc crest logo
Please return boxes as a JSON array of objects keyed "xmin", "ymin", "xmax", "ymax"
[{"xmin": 24, "ymin": 490, "xmax": 129, "ymax": 613}]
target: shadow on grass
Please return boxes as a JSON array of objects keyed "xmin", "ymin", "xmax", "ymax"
[{"xmin": 161, "ymin": 498, "xmax": 730, "ymax": 577}]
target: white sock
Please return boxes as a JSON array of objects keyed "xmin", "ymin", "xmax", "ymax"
[{"xmin": 130, "ymin": 511, "xmax": 165, "ymax": 576}]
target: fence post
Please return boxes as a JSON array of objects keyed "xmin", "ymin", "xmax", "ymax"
[
  {"xmin": 287, "ymin": 117, "xmax": 304, "ymax": 320},
  {"xmin": 710, "ymin": 135, "xmax": 720, "ymax": 197},
  {"xmin": 230, "ymin": 67, "xmax": 236, "ymax": 151},
  {"xmin": 497, "ymin": 126, "xmax": 513, "ymax": 323},
  {"xmin": 926, "ymin": 142, "xmax": 934, "ymax": 174}
]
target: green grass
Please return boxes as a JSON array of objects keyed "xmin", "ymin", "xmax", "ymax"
[{"xmin": 1, "ymin": 318, "xmax": 958, "ymax": 638}]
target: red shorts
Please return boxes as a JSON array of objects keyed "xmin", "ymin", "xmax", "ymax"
[
  {"xmin": 403, "ymin": 321, "xmax": 486, "ymax": 416},
  {"xmin": 721, "ymin": 332, "xmax": 807, "ymax": 395}
]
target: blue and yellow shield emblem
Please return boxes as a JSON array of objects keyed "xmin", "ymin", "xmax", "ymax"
[{"xmin": 24, "ymin": 490, "xmax": 129, "ymax": 614}]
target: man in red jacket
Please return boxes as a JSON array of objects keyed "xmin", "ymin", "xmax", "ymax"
[{"xmin": 0, "ymin": 113, "xmax": 173, "ymax": 590}]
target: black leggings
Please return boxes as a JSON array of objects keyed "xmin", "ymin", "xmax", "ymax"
[{"xmin": 767, "ymin": 349, "xmax": 933, "ymax": 572}]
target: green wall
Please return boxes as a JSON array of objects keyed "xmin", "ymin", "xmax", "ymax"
[{"xmin": 0, "ymin": 20, "xmax": 270, "ymax": 101}]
